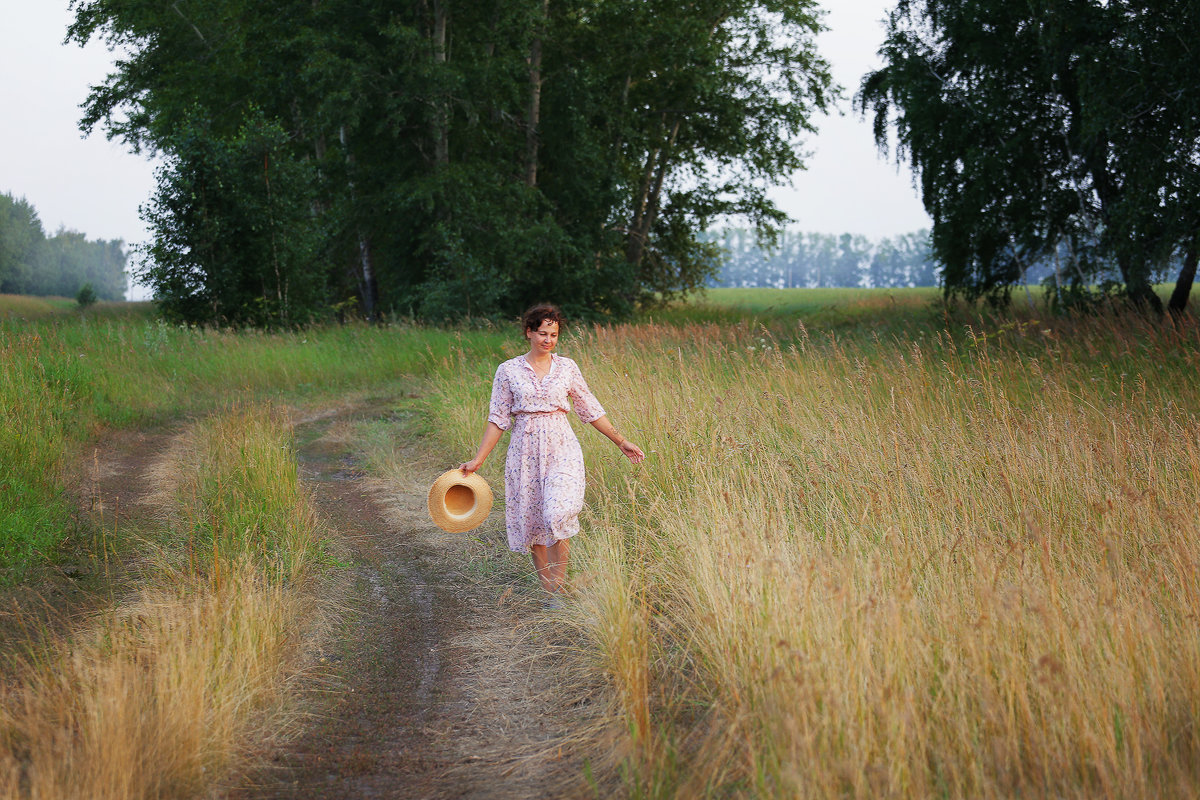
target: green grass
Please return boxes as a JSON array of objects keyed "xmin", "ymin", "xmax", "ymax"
[
  {"xmin": 668, "ymin": 286, "xmax": 943, "ymax": 322},
  {"xmin": 2, "ymin": 285, "xmax": 1194, "ymax": 582},
  {"xmin": 0, "ymin": 294, "xmax": 157, "ymax": 319},
  {"xmin": 0, "ymin": 308, "xmax": 509, "ymax": 582},
  {"xmin": 648, "ymin": 287, "xmax": 956, "ymax": 339}
]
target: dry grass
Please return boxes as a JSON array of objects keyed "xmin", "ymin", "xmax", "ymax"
[
  {"xmin": 430, "ymin": 311, "xmax": 1200, "ymax": 798},
  {"xmin": 0, "ymin": 407, "xmax": 322, "ymax": 800}
]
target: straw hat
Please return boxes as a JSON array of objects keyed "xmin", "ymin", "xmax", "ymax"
[{"xmin": 427, "ymin": 469, "xmax": 494, "ymax": 533}]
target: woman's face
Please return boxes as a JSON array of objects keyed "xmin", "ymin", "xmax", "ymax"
[{"xmin": 526, "ymin": 319, "xmax": 559, "ymax": 354}]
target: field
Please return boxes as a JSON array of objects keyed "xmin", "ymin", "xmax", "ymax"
[{"xmin": 2, "ymin": 288, "xmax": 1199, "ymax": 798}]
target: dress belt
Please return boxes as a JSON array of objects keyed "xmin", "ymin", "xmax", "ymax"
[{"xmin": 513, "ymin": 409, "xmax": 567, "ymax": 417}]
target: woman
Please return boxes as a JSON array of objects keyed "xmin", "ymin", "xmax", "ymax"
[{"xmin": 460, "ymin": 304, "xmax": 645, "ymax": 599}]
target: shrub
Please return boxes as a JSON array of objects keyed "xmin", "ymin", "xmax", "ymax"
[{"xmin": 76, "ymin": 282, "xmax": 98, "ymax": 309}]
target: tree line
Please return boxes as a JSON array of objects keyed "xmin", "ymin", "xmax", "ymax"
[
  {"xmin": 69, "ymin": 0, "xmax": 835, "ymax": 325},
  {"xmin": 0, "ymin": 192, "xmax": 128, "ymax": 301},
  {"xmin": 860, "ymin": 0, "xmax": 1198, "ymax": 313},
  {"xmin": 710, "ymin": 227, "xmax": 1189, "ymax": 294},
  {"xmin": 710, "ymin": 228, "xmax": 939, "ymax": 288}
]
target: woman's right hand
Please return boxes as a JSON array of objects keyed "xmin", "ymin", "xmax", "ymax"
[{"xmin": 463, "ymin": 422, "xmax": 504, "ymax": 476}]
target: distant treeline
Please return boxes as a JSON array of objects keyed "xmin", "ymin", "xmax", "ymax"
[
  {"xmin": 0, "ymin": 193, "xmax": 128, "ymax": 300},
  {"xmin": 709, "ymin": 229, "xmax": 940, "ymax": 289},
  {"xmin": 710, "ymin": 227, "xmax": 1188, "ymax": 294}
]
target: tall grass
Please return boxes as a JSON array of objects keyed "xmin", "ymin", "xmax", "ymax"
[
  {"xmin": 0, "ymin": 407, "xmax": 321, "ymax": 799},
  {"xmin": 428, "ymin": 310, "xmax": 1200, "ymax": 797},
  {"xmin": 0, "ymin": 313, "xmax": 507, "ymax": 580},
  {"xmin": 0, "ymin": 332, "xmax": 77, "ymax": 565},
  {"xmin": 169, "ymin": 409, "xmax": 322, "ymax": 579}
]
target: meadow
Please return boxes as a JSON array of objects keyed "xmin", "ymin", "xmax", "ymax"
[
  {"xmin": 0, "ymin": 297, "xmax": 508, "ymax": 581},
  {"xmin": 2, "ymin": 289, "xmax": 1198, "ymax": 798},
  {"xmin": 428, "ymin": 292, "xmax": 1200, "ymax": 798},
  {"xmin": 0, "ymin": 297, "xmax": 517, "ymax": 797}
]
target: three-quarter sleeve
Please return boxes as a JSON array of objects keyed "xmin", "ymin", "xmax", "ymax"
[
  {"xmin": 487, "ymin": 364, "xmax": 514, "ymax": 430},
  {"xmin": 567, "ymin": 361, "xmax": 606, "ymax": 423}
]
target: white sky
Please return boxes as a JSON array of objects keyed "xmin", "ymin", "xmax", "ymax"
[{"xmin": 0, "ymin": 2, "xmax": 929, "ymax": 300}]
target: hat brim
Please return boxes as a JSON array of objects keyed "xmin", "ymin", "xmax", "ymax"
[{"xmin": 428, "ymin": 469, "xmax": 494, "ymax": 533}]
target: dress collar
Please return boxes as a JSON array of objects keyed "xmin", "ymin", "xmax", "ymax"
[{"xmin": 521, "ymin": 352, "xmax": 557, "ymax": 375}]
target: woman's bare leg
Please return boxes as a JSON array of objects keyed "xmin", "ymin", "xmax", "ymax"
[
  {"xmin": 531, "ymin": 539, "xmax": 570, "ymax": 594},
  {"xmin": 531, "ymin": 545, "xmax": 554, "ymax": 593},
  {"xmin": 548, "ymin": 538, "xmax": 570, "ymax": 593}
]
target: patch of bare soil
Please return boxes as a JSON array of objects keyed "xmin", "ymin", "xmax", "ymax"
[{"xmin": 229, "ymin": 403, "xmax": 599, "ymax": 800}]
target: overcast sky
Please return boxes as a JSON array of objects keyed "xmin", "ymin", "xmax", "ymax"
[{"xmin": 0, "ymin": 2, "xmax": 930, "ymax": 300}]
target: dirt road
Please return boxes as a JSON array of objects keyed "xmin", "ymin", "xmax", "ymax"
[
  {"xmin": 229, "ymin": 403, "xmax": 595, "ymax": 799},
  {"xmin": 2, "ymin": 401, "xmax": 596, "ymax": 799}
]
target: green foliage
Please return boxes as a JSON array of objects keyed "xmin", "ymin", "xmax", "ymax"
[
  {"xmin": 69, "ymin": 0, "xmax": 835, "ymax": 324},
  {"xmin": 0, "ymin": 194, "xmax": 43, "ymax": 293},
  {"xmin": 859, "ymin": 0, "xmax": 1200, "ymax": 313},
  {"xmin": 140, "ymin": 111, "xmax": 324, "ymax": 326},
  {"xmin": 0, "ymin": 191, "xmax": 129, "ymax": 300},
  {"xmin": 76, "ymin": 283, "xmax": 98, "ymax": 309},
  {"xmin": 39, "ymin": 230, "xmax": 128, "ymax": 300}
]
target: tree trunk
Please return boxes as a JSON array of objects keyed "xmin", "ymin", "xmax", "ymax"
[
  {"xmin": 262, "ymin": 153, "xmax": 287, "ymax": 323},
  {"xmin": 433, "ymin": 0, "xmax": 449, "ymax": 167},
  {"xmin": 1116, "ymin": 252, "xmax": 1164, "ymax": 314},
  {"xmin": 625, "ymin": 146, "xmax": 660, "ymax": 263},
  {"xmin": 524, "ymin": 0, "xmax": 549, "ymax": 187},
  {"xmin": 625, "ymin": 117, "xmax": 681, "ymax": 267},
  {"xmin": 356, "ymin": 232, "xmax": 378, "ymax": 320},
  {"xmin": 1053, "ymin": 237, "xmax": 1063, "ymax": 289},
  {"xmin": 1168, "ymin": 242, "xmax": 1197, "ymax": 315},
  {"xmin": 339, "ymin": 126, "xmax": 379, "ymax": 320},
  {"xmin": 1080, "ymin": 136, "xmax": 1164, "ymax": 314}
]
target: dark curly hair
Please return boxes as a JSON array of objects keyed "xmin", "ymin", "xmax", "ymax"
[{"xmin": 521, "ymin": 303, "xmax": 565, "ymax": 334}]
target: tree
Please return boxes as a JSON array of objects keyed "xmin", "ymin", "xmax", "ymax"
[
  {"xmin": 140, "ymin": 112, "xmax": 324, "ymax": 325},
  {"xmin": 0, "ymin": 193, "xmax": 126, "ymax": 299},
  {"xmin": 38, "ymin": 229, "xmax": 128, "ymax": 300},
  {"xmin": 69, "ymin": 0, "xmax": 835, "ymax": 323},
  {"xmin": 710, "ymin": 227, "xmax": 939, "ymax": 288},
  {"xmin": 0, "ymin": 194, "xmax": 45, "ymax": 294},
  {"xmin": 76, "ymin": 283, "xmax": 98, "ymax": 308},
  {"xmin": 554, "ymin": 0, "xmax": 836, "ymax": 303},
  {"xmin": 832, "ymin": 233, "xmax": 870, "ymax": 287},
  {"xmin": 859, "ymin": 0, "xmax": 1200, "ymax": 312}
]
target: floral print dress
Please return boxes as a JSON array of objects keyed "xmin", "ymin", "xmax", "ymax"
[{"xmin": 487, "ymin": 354, "xmax": 606, "ymax": 553}]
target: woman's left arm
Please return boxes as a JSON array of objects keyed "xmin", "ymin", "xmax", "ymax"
[{"xmin": 590, "ymin": 415, "xmax": 645, "ymax": 464}]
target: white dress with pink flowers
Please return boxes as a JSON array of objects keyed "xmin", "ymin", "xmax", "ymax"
[{"xmin": 487, "ymin": 354, "xmax": 605, "ymax": 553}]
